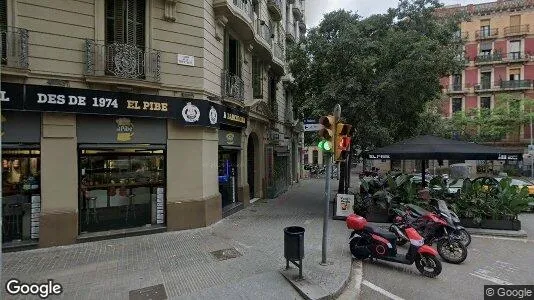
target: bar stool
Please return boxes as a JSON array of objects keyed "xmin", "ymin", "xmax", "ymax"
[
  {"xmin": 86, "ymin": 197, "xmax": 98, "ymax": 225},
  {"xmin": 125, "ymin": 194, "xmax": 136, "ymax": 223}
]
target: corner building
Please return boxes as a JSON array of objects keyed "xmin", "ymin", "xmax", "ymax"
[{"xmin": 0, "ymin": 0, "xmax": 306, "ymax": 250}]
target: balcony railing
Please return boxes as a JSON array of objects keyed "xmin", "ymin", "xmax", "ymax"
[
  {"xmin": 505, "ymin": 52, "xmax": 529, "ymax": 61},
  {"xmin": 286, "ymin": 21, "xmax": 296, "ymax": 42},
  {"xmin": 84, "ymin": 40, "xmax": 161, "ymax": 82},
  {"xmin": 221, "ymin": 70, "xmax": 244, "ymax": 102},
  {"xmin": 274, "ymin": 42, "xmax": 285, "ymax": 62},
  {"xmin": 1, "ymin": 27, "xmax": 29, "ymax": 69},
  {"xmin": 292, "ymin": 0, "xmax": 303, "ymax": 21},
  {"xmin": 267, "ymin": 0, "xmax": 283, "ymax": 21},
  {"xmin": 500, "ymin": 80, "xmax": 533, "ymax": 90},
  {"xmin": 299, "ymin": 20, "xmax": 306, "ymax": 32},
  {"xmin": 504, "ymin": 25, "xmax": 530, "ymax": 36},
  {"xmin": 232, "ymin": 0, "xmax": 254, "ymax": 20},
  {"xmin": 453, "ymin": 31, "xmax": 469, "ymax": 40},
  {"xmin": 475, "ymin": 28, "xmax": 498, "ymax": 39},
  {"xmin": 257, "ymin": 21, "xmax": 273, "ymax": 46},
  {"xmin": 475, "ymin": 52, "xmax": 503, "ymax": 63},
  {"xmin": 447, "ymin": 83, "xmax": 465, "ymax": 92},
  {"xmin": 474, "ymin": 82, "xmax": 493, "ymax": 91}
]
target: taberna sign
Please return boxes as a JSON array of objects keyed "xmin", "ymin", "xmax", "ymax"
[{"xmin": 368, "ymin": 154, "xmax": 391, "ymax": 159}]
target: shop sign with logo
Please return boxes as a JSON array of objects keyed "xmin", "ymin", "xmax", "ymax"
[
  {"xmin": 219, "ymin": 105, "xmax": 247, "ymax": 128},
  {"xmin": 219, "ymin": 130, "xmax": 241, "ymax": 148},
  {"xmin": 335, "ymin": 194, "xmax": 355, "ymax": 218},
  {"xmin": 116, "ymin": 118, "xmax": 134, "ymax": 142}
]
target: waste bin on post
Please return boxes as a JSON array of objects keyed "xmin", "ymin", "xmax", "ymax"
[{"xmin": 284, "ymin": 226, "xmax": 305, "ymax": 279}]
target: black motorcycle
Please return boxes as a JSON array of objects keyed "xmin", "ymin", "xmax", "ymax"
[{"xmin": 429, "ymin": 199, "xmax": 471, "ymax": 247}]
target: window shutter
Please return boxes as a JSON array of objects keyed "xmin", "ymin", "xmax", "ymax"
[
  {"xmin": 237, "ymin": 40, "xmax": 242, "ymax": 77},
  {"xmin": 510, "ymin": 15, "xmax": 521, "ymax": 27},
  {"xmin": 223, "ymin": 29, "xmax": 229, "ymax": 71},
  {"xmin": 0, "ymin": 0, "xmax": 7, "ymax": 28},
  {"xmin": 135, "ymin": 0, "xmax": 145, "ymax": 48}
]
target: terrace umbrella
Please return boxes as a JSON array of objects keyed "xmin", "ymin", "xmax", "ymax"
[{"xmin": 366, "ymin": 135, "xmax": 523, "ymax": 187}]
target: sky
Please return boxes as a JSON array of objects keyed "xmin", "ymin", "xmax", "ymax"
[{"xmin": 305, "ymin": 0, "xmax": 491, "ymax": 27}]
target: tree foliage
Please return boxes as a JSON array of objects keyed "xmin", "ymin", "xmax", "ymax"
[
  {"xmin": 440, "ymin": 94, "xmax": 534, "ymax": 143},
  {"xmin": 289, "ymin": 0, "xmax": 465, "ymax": 151}
]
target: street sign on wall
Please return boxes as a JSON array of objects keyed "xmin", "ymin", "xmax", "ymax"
[{"xmin": 304, "ymin": 123, "xmax": 323, "ymax": 132}]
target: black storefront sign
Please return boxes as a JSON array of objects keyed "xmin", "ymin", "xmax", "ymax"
[
  {"xmin": 2, "ymin": 83, "xmax": 229, "ymax": 128},
  {"xmin": 1, "ymin": 111, "xmax": 41, "ymax": 143},
  {"xmin": 0, "ymin": 82, "xmax": 24, "ymax": 110},
  {"xmin": 219, "ymin": 105, "xmax": 248, "ymax": 128}
]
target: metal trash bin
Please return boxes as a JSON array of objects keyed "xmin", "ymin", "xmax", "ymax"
[{"xmin": 284, "ymin": 226, "xmax": 305, "ymax": 278}]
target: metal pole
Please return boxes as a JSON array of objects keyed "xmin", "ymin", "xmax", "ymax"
[
  {"xmin": 322, "ymin": 152, "xmax": 332, "ymax": 264},
  {"xmin": 530, "ymin": 110, "xmax": 533, "ymax": 178}
]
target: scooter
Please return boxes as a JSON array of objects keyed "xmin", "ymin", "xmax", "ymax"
[
  {"xmin": 429, "ymin": 199, "xmax": 471, "ymax": 247},
  {"xmin": 389, "ymin": 204, "xmax": 468, "ymax": 264},
  {"xmin": 346, "ymin": 214, "xmax": 442, "ymax": 278}
]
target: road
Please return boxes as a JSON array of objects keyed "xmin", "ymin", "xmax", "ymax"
[{"xmin": 360, "ymin": 215, "xmax": 534, "ymax": 300}]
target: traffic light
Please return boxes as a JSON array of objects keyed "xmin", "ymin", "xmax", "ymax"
[
  {"xmin": 335, "ymin": 123, "xmax": 352, "ymax": 161},
  {"xmin": 318, "ymin": 115, "xmax": 335, "ymax": 153}
]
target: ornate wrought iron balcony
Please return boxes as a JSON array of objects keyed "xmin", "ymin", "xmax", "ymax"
[
  {"xmin": 500, "ymin": 80, "xmax": 533, "ymax": 90},
  {"xmin": 475, "ymin": 28, "xmax": 498, "ymax": 40},
  {"xmin": 257, "ymin": 21, "xmax": 273, "ymax": 46},
  {"xmin": 504, "ymin": 24, "xmax": 530, "ymax": 36},
  {"xmin": 84, "ymin": 40, "xmax": 161, "ymax": 82},
  {"xmin": 292, "ymin": 0, "xmax": 303, "ymax": 21},
  {"xmin": 221, "ymin": 70, "xmax": 244, "ymax": 103},
  {"xmin": 446, "ymin": 84, "xmax": 465, "ymax": 93},
  {"xmin": 274, "ymin": 42, "xmax": 285, "ymax": 62},
  {"xmin": 475, "ymin": 52, "xmax": 503, "ymax": 64},
  {"xmin": 231, "ymin": 0, "xmax": 254, "ymax": 20},
  {"xmin": 267, "ymin": 0, "xmax": 283, "ymax": 21},
  {"xmin": 286, "ymin": 21, "xmax": 296, "ymax": 43},
  {"xmin": 1, "ymin": 27, "xmax": 29, "ymax": 69}
]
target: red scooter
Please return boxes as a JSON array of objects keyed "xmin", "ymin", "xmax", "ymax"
[{"xmin": 347, "ymin": 214, "xmax": 442, "ymax": 278}]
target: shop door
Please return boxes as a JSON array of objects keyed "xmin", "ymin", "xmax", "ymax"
[
  {"xmin": 247, "ymin": 138, "xmax": 255, "ymax": 198},
  {"xmin": 219, "ymin": 151, "xmax": 238, "ymax": 208}
]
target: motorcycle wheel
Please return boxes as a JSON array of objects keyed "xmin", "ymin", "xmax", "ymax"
[
  {"xmin": 437, "ymin": 240, "xmax": 467, "ymax": 264},
  {"xmin": 415, "ymin": 254, "xmax": 442, "ymax": 278},
  {"xmin": 454, "ymin": 229, "xmax": 471, "ymax": 247}
]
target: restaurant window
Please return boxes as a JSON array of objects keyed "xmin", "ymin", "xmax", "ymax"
[
  {"xmin": 105, "ymin": 0, "xmax": 145, "ymax": 47},
  {"xmin": 79, "ymin": 148, "xmax": 165, "ymax": 233},
  {"xmin": 252, "ymin": 57, "xmax": 263, "ymax": 98},
  {"xmin": 2, "ymin": 149, "xmax": 41, "ymax": 243},
  {"xmin": 452, "ymin": 98, "xmax": 463, "ymax": 113}
]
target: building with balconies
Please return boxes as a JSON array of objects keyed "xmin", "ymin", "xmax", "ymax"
[
  {"xmin": 438, "ymin": 1, "xmax": 534, "ymax": 148},
  {"xmin": 0, "ymin": 0, "xmax": 305, "ymax": 250}
]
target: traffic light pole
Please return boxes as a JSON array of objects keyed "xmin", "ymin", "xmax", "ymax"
[{"xmin": 321, "ymin": 152, "xmax": 332, "ymax": 265}]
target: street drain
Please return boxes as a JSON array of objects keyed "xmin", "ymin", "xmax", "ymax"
[
  {"xmin": 129, "ymin": 284, "xmax": 167, "ymax": 300},
  {"xmin": 210, "ymin": 247, "xmax": 242, "ymax": 261}
]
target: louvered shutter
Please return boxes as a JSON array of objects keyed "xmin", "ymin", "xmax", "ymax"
[
  {"xmin": 135, "ymin": 0, "xmax": 145, "ymax": 48},
  {"xmin": 105, "ymin": 0, "xmax": 124, "ymax": 44},
  {"xmin": 237, "ymin": 40, "xmax": 242, "ymax": 77}
]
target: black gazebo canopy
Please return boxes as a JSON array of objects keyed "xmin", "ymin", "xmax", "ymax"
[{"xmin": 367, "ymin": 135, "xmax": 522, "ymax": 161}]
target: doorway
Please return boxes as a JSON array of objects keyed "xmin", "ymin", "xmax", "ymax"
[{"xmin": 247, "ymin": 134, "xmax": 256, "ymax": 198}]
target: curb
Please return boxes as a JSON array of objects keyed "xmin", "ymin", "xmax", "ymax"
[
  {"xmin": 368, "ymin": 222, "xmax": 528, "ymax": 238},
  {"xmin": 280, "ymin": 255, "xmax": 356, "ymax": 300}
]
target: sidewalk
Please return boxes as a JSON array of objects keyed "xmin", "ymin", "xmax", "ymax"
[{"xmin": 3, "ymin": 179, "xmax": 354, "ymax": 300}]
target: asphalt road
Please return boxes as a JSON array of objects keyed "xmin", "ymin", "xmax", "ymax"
[{"xmin": 360, "ymin": 214, "xmax": 534, "ymax": 300}]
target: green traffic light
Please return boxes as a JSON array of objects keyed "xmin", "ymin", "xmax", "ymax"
[{"xmin": 318, "ymin": 140, "xmax": 332, "ymax": 151}]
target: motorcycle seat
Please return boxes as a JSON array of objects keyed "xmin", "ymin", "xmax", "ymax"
[{"xmin": 364, "ymin": 224, "xmax": 397, "ymax": 243}]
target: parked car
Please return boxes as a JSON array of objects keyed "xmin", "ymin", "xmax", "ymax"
[{"xmin": 471, "ymin": 176, "xmax": 534, "ymax": 196}]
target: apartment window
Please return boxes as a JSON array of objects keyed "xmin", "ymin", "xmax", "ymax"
[
  {"xmin": 509, "ymin": 40, "xmax": 521, "ymax": 59},
  {"xmin": 480, "ymin": 19, "xmax": 490, "ymax": 37},
  {"xmin": 312, "ymin": 150, "xmax": 319, "ymax": 165},
  {"xmin": 452, "ymin": 74, "xmax": 462, "ymax": 91},
  {"xmin": 224, "ymin": 32, "xmax": 242, "ymax": 77},
  {"xmin": 252, "ymin": 57, "xmax": 263, "ymax": 98},
  {"xmin": 480, "ymin": 96, "xmax": 491, "ymax": 117},
  {"xmin": 105, "ymin": 0, "xmax": 145, "ymax": 47},
  {"xmin": 509, "ymin": 68, "xmax": 521, "ymax": 81},
  {"xmin": 480, "ymin": 41, "xmax": 492, "ymax": 57},
  {"xmin": 481, "ymin": 71, "xmax": 492, "ymax": 89},
  {"xmin": 452, "ymin": 98, "xmax": 463, "ymax": 113}
]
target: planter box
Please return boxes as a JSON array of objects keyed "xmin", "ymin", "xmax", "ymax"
[{"xmin": 460, "ymin": 218, "xmax": 521, "ymax": 230}]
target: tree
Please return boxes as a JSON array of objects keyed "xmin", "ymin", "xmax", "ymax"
[
  {"xmin": 441, "ymin": 94, "xmax": 534, "ymax": 144},
  {"xmin": 289, "ymin": 0, "xmax": 465, "ymax": 152}
]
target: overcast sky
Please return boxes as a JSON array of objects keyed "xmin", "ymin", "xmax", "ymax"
[{"xmin": 305, "ymin": 0, "xmax": 490, "ymax": 27}]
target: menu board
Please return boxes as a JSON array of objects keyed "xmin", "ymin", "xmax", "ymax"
[{"xmin": 31, "ymin": 195, "xmax": 41, "ymax": 239}]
